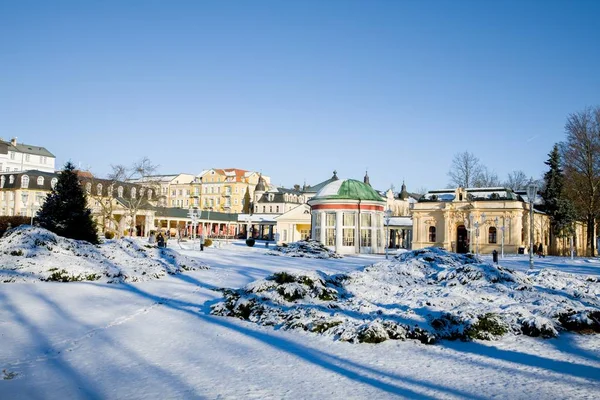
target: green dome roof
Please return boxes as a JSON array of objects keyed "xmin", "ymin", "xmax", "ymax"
[{"xmin": 313, "ymin": 179, "xmax": 384, "ymax": 202}]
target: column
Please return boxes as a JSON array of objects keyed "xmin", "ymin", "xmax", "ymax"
[{"xmin": 319, "ymin": 211, "xmax": 326, "ymax": 244}]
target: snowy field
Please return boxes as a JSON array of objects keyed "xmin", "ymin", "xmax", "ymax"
[{"xmin": 1, "ymin": 230, "xmax": 599, "ymax": 399}]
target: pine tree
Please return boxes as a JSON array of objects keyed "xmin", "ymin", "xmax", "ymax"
[
  {"xmin": 541, "ymin": 144, "xmax": 576, "ymax": 239},
  {"xmin": 37, "ymin": 162, "xmax": 99, "ymax": 244},
  {"xmin": 242, "ymin": 186, "xmax": 251, "ymax": 214}
]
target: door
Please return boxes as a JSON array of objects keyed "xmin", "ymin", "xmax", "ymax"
[{"xmin": 456, "ymin": 225, "xmax": 469, "ymax": 253}]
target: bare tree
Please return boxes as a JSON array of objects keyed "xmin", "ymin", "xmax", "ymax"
[
  {"xmin": 561, "ymin": 106, "xmax": 600, "ymax": 256},
  {"xmin": 110, "ymin": 157, "xmax": 160, "ymax": 236},
  {"xmin": 473, "ymin": 166, "xmax": 500, "ymax": 187},
  {"xmin": 447, "ymin": 151, "xmax": 483, "ymax": 188},
  {"xmin": 504, "ymin": 170, "xmax": 528, "ymax": 191}
]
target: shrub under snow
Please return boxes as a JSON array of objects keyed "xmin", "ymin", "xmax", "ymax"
[
  {"xmin": 212, "ymin": 247, "xmax": 600, "ymax": 344},
  {"xmin": 0, "ymin": 225, "xmax": 209, "ymax": 283},
  {"xmin": 266, "ymin": 240, "xmax": 343, "ymax": 259}
]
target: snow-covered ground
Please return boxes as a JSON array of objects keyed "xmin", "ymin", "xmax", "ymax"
[{"xmin": 1, "ymin": 231, "xmax": 599, "ymax": 399}]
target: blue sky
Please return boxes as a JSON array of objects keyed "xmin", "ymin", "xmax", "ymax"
[{"xmin": 1, "ymin": 0, "xmax": 599, "ymax": 192}]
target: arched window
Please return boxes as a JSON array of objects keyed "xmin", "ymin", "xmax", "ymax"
[
  {"xmin": 9, "ymin": 175, "xmax": 14, "ymax": 184},
  {"xmin": 51, "ymin": 178, "xmax": 58, "ymax": 189},
  {"xmin": 97, "ymin": 183, "xmax": 102, "ymax": 196},
  {"xmin": 85, "ymin": 182, "xmax": 91, "ymax": 193},
  {"xmin": 147, "ymin": 189, "xmax": 152, "ymax": 199},
  {"xmin": 428, "ymin": 226, "xmax": 436, "ymax": 242},
  {"xmin": 21, "ymin": 175, "xmax": 29, "ymax": 188},
  {"xmin": 0, "ymin": 176, "xmax": 4, "ymax": 188},
  {"xmin": 139, "ymin": 187, "xmax": 145, "ymax": 198},
  {"xmin": 131, "ymin": 187, "xmax": 136, "ymax": 199},
  {"xmin": 37, "ymin": 176, "xmax": 44, "ymax": 185},
  {"xmin": 117, "ymin": 186, "xmax": 124, "ymax": 197},
  {"xmin": 489, "ymin": 227, "xmax": 497, "ymax": 244}
]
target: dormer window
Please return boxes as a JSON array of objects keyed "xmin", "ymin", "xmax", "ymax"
[
  {"xmin": 97, "ymin": 184, "xmax": 103, "ymax": 196},
  {"xmin": 9, "ymin": 175, "xmax": 14, "ymax": 184},
  {"xmin": 268, "ymin": 193, "xmax": 274, "ymax": 201},
  {"xmin": 0, "ymin": 176, "xmax": 4, "ymax": 188},
  {"xmin": 147, "ymin": 189, "xmax": 152, "ymax": 199},
  {"xmin": 85, "ymin": 182, "xmax": 91, "ymax": 193},
  {"xmin": 118, "ymin": 186, "xmax": 124, "ymax": 197},
  {"xmin": 51, "ymin": 178, "xmax": 58, "ymax": 189},
  {"xmin": 21, "ymin": 175, "xmax": 29, "ymax": 188},
  {"xmin": 131, "ymin": 187, "xmax": 136, "ymax": 199},
  {"xmin": 37, "ymin": 176, "xmax": 44, "ymax": 186}
]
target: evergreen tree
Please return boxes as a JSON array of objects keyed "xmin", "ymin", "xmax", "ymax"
[
  {"xmin": 37, "ymin": 162, "xmax": 99, "ymax": 244},
  {"xmin": 242, "ymin": 186, "xmax": 251, "ymax": 214},
  {"xmin": 541, "ymin": 144, "xmax": 576, "ymax": 238}
]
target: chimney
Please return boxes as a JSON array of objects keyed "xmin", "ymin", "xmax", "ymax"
[{"xmin": 10, "ymin": 137, "xmax": 17, "ymax": 146}]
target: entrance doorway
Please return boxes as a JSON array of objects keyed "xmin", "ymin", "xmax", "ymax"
[{"xmin": 456, "ymin": 225, "xmax": 469, "ymax": 253}]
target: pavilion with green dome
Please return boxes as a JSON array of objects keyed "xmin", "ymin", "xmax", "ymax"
[{"xmin": 307, "ymin": 178, "xmax": 387, "ymax": 255}]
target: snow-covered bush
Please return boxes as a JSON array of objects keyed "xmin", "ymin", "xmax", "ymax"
[
  {"xmin": 0, "ymin": 226, "xmax": 209, "ymax": 283},
  {"xmin": 212, "ymin": 247, "xmax": 600, "ymax": 344},
  {"xmin": 266, "ymin": 240, "xmax": 342, "ymax": 259}
]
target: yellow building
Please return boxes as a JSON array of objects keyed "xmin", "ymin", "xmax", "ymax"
[
  {"xmin": 411, "ymin": 187, "xmax": 587, "ymax": 256},
  {"xmin": 194, "ymin": 169, "xmax": 269, "ymax": 214}
]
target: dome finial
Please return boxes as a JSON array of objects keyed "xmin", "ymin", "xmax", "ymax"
[{"xmin": 364, "ymin": 170, "xmax": 370, "ymax": 186}]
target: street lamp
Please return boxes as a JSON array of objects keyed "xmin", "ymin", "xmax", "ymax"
[
  {"xmin": 527, "ymin": 183, "xmax": 538, "ymax": 269},
  {"xmin": 187, "ymin": 208, "xmax": 200, "ymax": 250},
  {"xmin": 495, "ymin": 216, "xmax": 505, "ymax": 259},
  {"xmin": 384, "ymin": 208, "xmax": 392, "ymax": 259},
  {"xmin": 465, "ymin": 213, "xmax": 486, "ymax": 255}
]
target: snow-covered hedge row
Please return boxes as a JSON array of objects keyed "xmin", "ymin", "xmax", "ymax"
[
  {"xmin": 0, "ymin": 226, "xmax": 209, "ymax": 283},
  {"xmin": 212, "ymin": 247, "xmax": 599, "ymax": 344}
]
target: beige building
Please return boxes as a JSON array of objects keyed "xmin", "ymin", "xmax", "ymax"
[{"xmin": 411, "ymin": 187, "xmax": 587, "ymax": 256}]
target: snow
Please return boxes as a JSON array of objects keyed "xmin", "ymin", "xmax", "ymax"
[{"xmin": 1, "ymin": 231, "xmax": 599, "ymax": 399}]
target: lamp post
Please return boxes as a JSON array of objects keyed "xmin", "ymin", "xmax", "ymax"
[
  {"xmin": 465, "ymin": 213, "xmax": 486, "ymax": 255},
  {"xmin": 187, "ymin": 208, "xmax": 200, "ymax": 250},
  {"xmin": 384, "ymin": 208, "xmax": 392, "ymax": 259},
  {"xmin": 495, "ymin": 216, "xmax": 506, "ymax": 259},
  {"xmin": 527, "ymin": 183, "xmax": 538, "ymax": 269}
]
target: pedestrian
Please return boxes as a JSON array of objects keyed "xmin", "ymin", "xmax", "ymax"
[
  {"xmin": 157, "ymin": 233, "xmax": 165, "ymax": 248},
  {"xmin": 532, "ymin": 243, "xmax": 538, "ymax": 255},
  {"xmin": 537, "ymin": 243, "xmax": 544, "ymax": 258}
]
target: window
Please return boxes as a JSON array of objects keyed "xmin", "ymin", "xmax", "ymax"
[
  {"xmin": 342, "ymin": 213, "xmax": 356, "ymax": 247},
  {"xmin": 178, "ymin": 189, "xmax": 183, "ymax": 196},
  {"xmin": 276, "ymin": 205, "xmax": 279, "ymax": 213},
  {"xmin": 0, "ymin": 176, "xmax": 4, "ymax": 188},
  {"xmin": 234, "ymin": 198, "xmax": 238, "ymax": 205},
  {"xmin": 21, "ymin": 175, "xmax": 29, "ymax": 188},
  {"xmin": 148, "ymin": 189, "xmax": 152, "ymax": 199},
  {"xmin": 85, "ymin": 182, "xmax": 91, "ymax": 193},
  {"xmin": 9, "ymin": 152, "xmax": 15, "ymax": 160},
  {"xmin": 488, "ymin": 227, "xmax": 497, "ymax": 244},
  {"xmin": 41, "ymin": 156, "xmax": 47, "ymax": 164},
  {"xmin": 118, "ymin": 186, "xmax": 124, "ymax": 197},
  {"xmin": 25, "ymin": 154, "xmax": 30, "ymax": 162},
  {"xmin": 269, "ymin": 206, "xmax": 272, "ymax": 213},
  {"xmin": 325, "ymin": 213, "xmax": 336, "ymax": 246},
  {"xmin": 362, "ymin": 213, "xmax": 372, "ymax": 227},
  {"xmin": 262, "ymin": 206, "xmax": 266, "ymax": 213},
  {"xmin": 171, "ymin": 190, "xmax": 176, "ymax": 196},
  {"xmin": 37, "ymin": 176, "xmax": 44, "ymax": 185},
  {"xmin": 131, "ymin": 187, "xmax": 136, "ymax": 199},
  {"xmin": 360, "ymin": 229, "xmax": 372, "ymax": 247},
  {"xmin": 428, "ymin": 226, "xmax": 436, "ymax": 242},
  {"xmin": 195, "ymin": 188, "xmax": 200, "ymax": 195},
  {"xmin": 9, "ymin": 175, "xmax": 14, "ymax": 184},
  {"xmin": 51, "ymin": 178, "xmax": 58, "ymax": 189}
]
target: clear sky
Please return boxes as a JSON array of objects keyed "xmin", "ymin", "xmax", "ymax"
[{"xmin": 1, "ymin": 0, "xmax": 599, "ymax": 192}]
